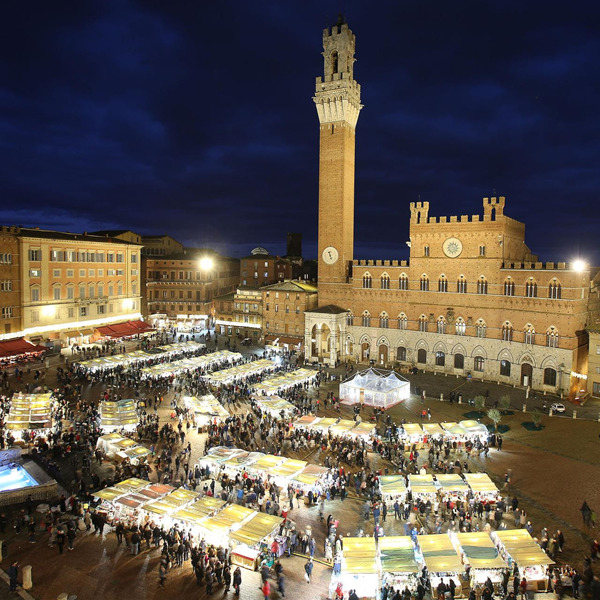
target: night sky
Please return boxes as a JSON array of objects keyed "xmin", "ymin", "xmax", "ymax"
[{"xmin": 2, "ymin": 1, "xmax": 599, "ymax": 264}]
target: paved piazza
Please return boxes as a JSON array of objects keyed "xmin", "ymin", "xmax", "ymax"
[{"xmin": 0, "ymin": 340, "xmax": 598, "ymax": 600}]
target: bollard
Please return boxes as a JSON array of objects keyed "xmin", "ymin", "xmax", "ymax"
[
  {"xmin": 549, "ymin": 409, "xmax": 553, "ymax": 417},
  {"xmin": 440, "ymin": 393, "xmax": 444, "ymax": 402},
  {"xmin": 58, "ymin": 594, "xmax": 69, "ymax": 600},
  {"xmin": 523, "ymin": 404, "xmax": 527, "ymax": 412},
  {"xmin": 22, "ymin": 565, "xmax": 32, "ymax": 590},
  {"xmin": 573, "ymin": 411, "xmax": 577, "ymax": 420}
]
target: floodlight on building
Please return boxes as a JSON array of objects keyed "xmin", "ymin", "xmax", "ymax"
[
  {"xmin": 199, "ymin": 257, "xmax": 214, "ymax": 271},
  {"xmin": 572, "ymin": 259, "xmax": 586, "ymax": 273}
]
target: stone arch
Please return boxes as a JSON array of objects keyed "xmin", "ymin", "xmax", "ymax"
[
  {"xmin": 471, "ymin": 345, "xmax": 487, "ymax": 359},
  {"xmin": 415, "ymin": 339, "xmax": 429, "ymax": 351},
  {"xmin": 359, "ymin": 334, "xmax": 371, "ymax": 345},
  {"xmin": 433, "ymin": 341, "xmax": 447, "ymax": 353},
  {"xmin": 540, "ymin": 356, "xmax": 558, "ymax": 370},
  {"xmin": 517, "ymin": 353, "xmax": 536, "ymax": 367},
  {"xmin": 497, "ymin": 349, "xmax": 514, "ymax": 363},
  {"xmin": 451, "ymin": 342, "xmax": 467, "ymax": 356}
]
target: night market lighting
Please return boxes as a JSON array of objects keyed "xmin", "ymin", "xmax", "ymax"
[{"xmin": 572, "ymin": 259, "xmax": 586, "ymax": 272}]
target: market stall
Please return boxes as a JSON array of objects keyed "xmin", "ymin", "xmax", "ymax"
[
  {"xmin": 205, "ymin": 359, "xmax": 276, "ymax": 386},
  {"xmin": 453, "ymin": 531, "xmax": 508, "ymax": 589},
  {"xmin": 435, "ymin": 474, "xmax": 470, "ymax": 502},
  {"xmin": 141, "ymin": 350, "xmax": 241, "ymax": 380},
  {"xmin": 99, "ymin": 399, "xmax": 139, "ymax": 432},
  {"xmin": 196, "ymin": 504, "xmax": 255, "ymax": 547},
  {"xmin": 379, "ymin": 475, "xmax": 408, "ymax": 503},
  {"xmin": 251, "ymin": 395, "xmax": 297, "ymax": 418},
  {"xmin": 252, "ymin": 367, "xmax": 318, "ymax": 395},
  {"xmin": 292, "ymin": 415, "xmax": 321, "ymax": 429},
  {"xmin": 401, "ymin": 423, "xmax": 424, "ymax": 447},
  {"xmin": 0, "ymin": 338, "xmax": 46, "ymax": 368},
  {"xmin": 422, "ymin": 422, "xmax": 446, "ymax": 440},
  {"xmin": 492, "ymin": 529, "xmax": 553, "ymax": 592},
  {"xmin": 329, "ymin": 419, "xmax": 358, "ymax": 438},
  {"xmin": 183, "ymin": 394, "xmax": 229, "ymax": 424},
  {"xmin": 380, "ymin": 536, "xmax": 420, "ymax": 596},
  {"xmin": 408, "ymin": 474, "xmax": 437, "ymax": 500},
  {"xmin": 417, "ymin": 533, "xmax": 465, "ymax": 597},
  {"xmin": 458, "ymin": 420, "xmax": 490, "ymax": 443},
  {"xmin": 229, "ymin": 512, "xmax": 284, "ymax": 569},
  {"xmin": 332, "ymin": 537, "xmax": 380, "ymax": 600},
  {"xmin": 5, "ymin": 392, "xmax": 54, "ymax": 440},
  {"xmin": 339, "ymin": 368, "xmax": 410, "ymax": 409},
  {"xmin": 463, "ymin": 473, "xmax": 500, "ymax": 501},
  {"xmin": 291, "ymin": 464, "xmax": 330, "ymax": 494},
  {"xmin": 440, "ymin": 422, "xmax": 469, "ymax": 440},
  {"xmin": 351, "ymin": 421, "xmax": 377, "ymax": 439}
]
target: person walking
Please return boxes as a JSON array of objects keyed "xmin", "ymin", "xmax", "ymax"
[
  {"xmin": 304, "ymin": 557, "xmax": 313, "ymax": 583},
  {"xmin": 67, "ymin": 525, "xmax": 76, "ymax": 551},
  {"xmin": 261, "ymin": 579, "xmax": 271, "ymax": 600},
  {"xmin": 233, "ymin": 566, "xmax": 242, "ymax": 595},
  {"xmin": 56, "ymin": 527, "xmax": 66, "ymax": 554},
  {"xmin": 8, "ymin": 561, "xmax": 18, "ymax": 592},
  {"xmin": 158, "ymin": 556, "xmax": 167, "ymax": 587}
]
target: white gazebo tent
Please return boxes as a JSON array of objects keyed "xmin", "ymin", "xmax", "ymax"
[{"xmin": 339, "ymin": 368, "xmax": 410, "ymax": 409}]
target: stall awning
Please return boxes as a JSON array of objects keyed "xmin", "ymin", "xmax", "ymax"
[
  {"xmin": 97, "ymin": 320, "xmax": 153, "ymax": 338},
  {"xmin": 455, "ymin": 532, "xmax": 508, "ymax": 569},
  {"xmin": 380, "ymin": 537, "xmax": 419, "ymax": 573},
  {"xmin": 419, "ymin": 534, "xmax": 465, "ymax": 574},
  {"xmin": 264, "ymin": 334, "xmax": 303, "ymax": 346},
  {"xmin": 0, "ymin": 338, "xmax": 46, "ymax": 358}
]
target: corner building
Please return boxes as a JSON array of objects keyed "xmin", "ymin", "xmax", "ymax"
[{"xmin": 304, "ymin": 21, "xmax": 590, "ymax": 395}]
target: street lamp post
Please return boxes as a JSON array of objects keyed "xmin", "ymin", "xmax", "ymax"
[{"xmin": 558, "ymin": 363, "xmax": 564, "ymax": 399}]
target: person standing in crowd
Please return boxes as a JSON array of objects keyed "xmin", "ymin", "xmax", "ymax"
[
  {"xmin": 233, "ymin": 566, "xmax": 242, "ymax": 595},
  {"xmin": 8, "ymin": 561, "xmax": 18, "ymax": 592}
]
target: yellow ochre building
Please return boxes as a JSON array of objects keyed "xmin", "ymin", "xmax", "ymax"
[{"xmin": 304, "ymin": 20, "xmax": 593, "ymax": 396}]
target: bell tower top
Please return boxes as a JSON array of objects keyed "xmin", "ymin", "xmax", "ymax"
[{"xmin": 314, "ymin": 18, "xmax": 362, "ymax": 128}]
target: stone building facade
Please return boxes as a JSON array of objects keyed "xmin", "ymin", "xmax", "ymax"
[
  {"xmin": 304, "ymin": 21, "xmax": 593, "ymax": 395},
  {"xmin": 0, "ymin": 226, "xmax": 142, "ymax": 345}
]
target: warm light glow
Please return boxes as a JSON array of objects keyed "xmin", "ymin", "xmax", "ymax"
[
  {"xmin": 572, "ymin": 259, "xmax": 586, "ymax": 272},
  {"xmin": 41, "ymin": 305, "xmax": 55, "ymax": 317},
  {"xmin": 199, "ymin": 257, "xmax": 214, "ymax": 271}
]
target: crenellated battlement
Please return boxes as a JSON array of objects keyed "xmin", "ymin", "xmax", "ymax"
[
  {"xmin": 409, "ymin": 201, "xmax": 429, "ymax": 224},
  {"xmin": 502, "ymin": 261, "xmax": 569, "ymax": 271}
]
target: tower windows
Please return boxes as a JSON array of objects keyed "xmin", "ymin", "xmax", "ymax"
[
  {"xmin": 437, "ymin": 316, "xmax": 446, "ymax": 334},
  {"xmin": 331, "ymin": 51, "xmax": 339, "ymax": 74},
  {"xmin": 525, "ymin": 278, "xmax": 538, "ymax": 298},
  {"xmin": 362, "ymin": 311, "xmax": 371, "ymax": 327},
  {"xmin": 524, "ymin": 325, "xmax": 535, "ymax": 345},
  {"xmin": 477, "ymin": 277, "xmax": 488, "ymax": 295},
  {"xmin": 424, "ymin": 245, "xmax": 430, "ymax": 257},
  {"xmin": 549, "ymin": 280, "xmax": 561, "ymax": 299},
  {"xmin": 397, "ymin": 313, "xmax": 408, "ymax": 330},
  {"xmin": 399, "ymin": 274, "xmax": 409, "ymax": 290},
  {"xmin": 420, "ymin": 275, "xmax": 429, "ymax": 291},
  {"xmin": 504, "ymin": 279, "xmax": 515, "ymax": 296},
  {"xmin": 456, "ymin": 276, "xmax": 467, "ymax": 294},
  {"xmin": 346, "ymin": 312, "xmax": 354, "ymax": 327},
  {"xmin": 438, "ymin": 275, "xmax": 448, "ymax": 293},
  {"xmin": 379, "ymin": 312, "xmax": 389, "ymax": 328},
  {"xmin": 479, "ymin": 245, "xmax": 486, "ymax": 256},
  {"xmin": 362, "ymin": 274, "xmax": 372, "ymax": 289},
  {"xmin": 418, "ymin": 315, "xmax": 428, "ymax": 332},
  {"xmin": 546, "ymin": 327, "xmax": 559, "ymax": 348},
  {"xmin": 502, "ymin": 322, "xmax": 513, "ymax": 341},
  {"xmin": 381, "ymin": 274, "xmax": 390, "ymax": 290},
  {"xmin": 455, "ymin": 317, "xmax": 466, "ymax": 336},
  {"xmin": 475, "ymin": 319, "xmax": 487, "ymax": 338}
]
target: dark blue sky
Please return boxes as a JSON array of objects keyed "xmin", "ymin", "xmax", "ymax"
[{"xmin": 2, "ymin": 1, "xmax": 599, "ymax": 264}]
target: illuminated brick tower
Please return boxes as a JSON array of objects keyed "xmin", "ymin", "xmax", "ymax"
[{"xmin": 314, "ymin": 17, "xmax": 362, "ymax": 289}]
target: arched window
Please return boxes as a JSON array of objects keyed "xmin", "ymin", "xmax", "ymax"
[
  {"xmin": 546, "ymin": 327, "xmax": 559, "ymax": 348},
  {"xmin": 78, "ymin": 284, "xmax": 86, "ymax": 299},
  {"xmin": 475, "ymin": 319, "xmax": 486, "ymax": 338},
  {"xmin": 524, "ymin": 325, "xmax": 535, "ymax": 345},
  {"xmin": 420, "ymin": 275, "xmax": 429, "ymax": 291},
  {"xmin": 397, "ymin": 346, "xmax": 407, "ymax": 362},
  {"xmin": 504, "ymin": 278, "xmax": 515, "ymax": 296},
  {"xmin": 435, "ymin": 351, "xmax": 445, "ymax": 367},
  {"xmin": 455, "ymin": 317, "xmax": 466, "ymax": 336},
  {"xmin": 417, "ymin": 349, "xmax": 427, "ymax": 364},
  {"xmin": 500, "ymin": 360, "xmax": 511, "ymax": 377},
  {"xmin": 438, "ymin": 275, "xmax": 448, "ymax": 292},
  {"xmin": 418, "ymin": 315, "xmax": 428, "ymax": 332},
  {"xmin": 399, "ymin": 274, "xmax": 409, "ymax": 290},
  {"xmin": 88, "ymin": 283, "xmax": 95, "ymax": 299},
  {"xmin": 397, "ymin": 313, "xmax": 408, "ymax": 330},
  {"xmin": 544, "ymin": 368, "xmax": 557, "ymax": 386},
  {"xmin": 477, "ymin": 276, "xmax": 488, "ymax": 295},
  {"xmin": 454, "ymin": 354, "xmax": 464, "ymax": 369},
  {"xmin": 346, "ymin": 312, "xmax": 354, "ymax": 327},
  {"xmin": 362, "ymin": 273, "xmax": 372, "ymax": 289},
  {"xmin": 381, "ymin": 273, "xmax": 390, "ymax": 290},
  {"xmin": 525, "ymin": 278, "xmax": 538, "ymax": 298},
  {"xmin": 457, "ymin": 276, "xmax": 467, "ymax": 294},
  {"xmin": 474, "ymin": 356, "xmax": 485, "ymax": 372},
  {"xmin": 379, "ymin": 312, "xmax": 389, "ymax": 328},
  {"xmin": 502, "ymin": 322, "xmax": 513, "ymax": 341},
  {"xmin": 549, "ymin": 279, "xmax": 561, "ymax": 299},
  {"xmin": 424, "ymin": 245, "xmax": 430, "ymax": 257},
  {"xmin": 437, "ymin": 316, "xmax": 446, "ymax": 334},
  {"xmin": 362, "ymin": 311, "xmax": 371, "ymax": 327},
  {"xmin": 331, "ymin": 51, "xmax": 339, "ymax": 74}
]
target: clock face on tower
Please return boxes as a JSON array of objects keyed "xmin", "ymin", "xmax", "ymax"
[
  {"xmin": 322, "ymin": 246, "xmax": 339, "ymax": 265},
  {"xmin": 443, "ymin": 237, "xmax": 463, "ymax": 258}
]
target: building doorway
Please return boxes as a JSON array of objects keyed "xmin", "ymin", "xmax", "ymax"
[{"xmin": 521, "ymin": 362, "xmax": 533, "ymax": 387}]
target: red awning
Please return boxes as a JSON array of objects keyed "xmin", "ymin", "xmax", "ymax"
[
  {"xmin": 96, "ymin": 320, "xmax": 153, "ymax": 338},
  {"xmin": 0, "ymin": 338, "xmax": 46, "ymax": 358}
]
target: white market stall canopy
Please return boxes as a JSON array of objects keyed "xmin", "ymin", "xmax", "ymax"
[
  {"xmin": 291, "ymin": 416, "xmax": 376, "ymax": 439},
  {"xmin": 251, "ymin": 395, "xmax": 297, "ymax": 417},
  {"xmin": 339, "ymin": 368, "xmax": 410, "ymax": 409},
  {"xmin": 458, "ymin": 420, "xmax": 489, "ymax": 439},
  {"xmin": 141, "ymin": 350, "xmax": 241, "ymax": 379},
  {"xmin": 493, "ymin": 529, "xmax": 554, "ymax": 568},
  {"xmin": 454, "ymin": 532, "xmax": 508, "ymax": 570},
  {"xmin": 435, "ymin": 474, "xmax": 470, "ymax": 495},
  {"xmin": 183, "ymin": 395, "xmax": 229, "ymax": 422},
  {"xmin": 6, "ymin": 392, "xmax": 54, "ymax": 431},
  {"xmin": 463, "ymin": 473, "xmax": 499, "ymax": 496},
  {"xmin": 380, "ymin": 536, "xmax": 420, "ymax": 573},
  {"xmin": 419, "ymin": 534, "xmax": 465, "ymax": 574},
  {"xmin": 205, "ymin": 359, "xmax": 276, "ymax": 386},
  {"xmin": 100, "ymin": 399, "xmax": 139, "ymax": 431},
  {"xmin": 252, "ymin": 368, "xmax": 318, "ymax": 395},
  {"xmin": 76, "ymin": 341, "xmax": 205, "ymax": 373},
  {"xmin": 408, "ymin": 474, "xmax": 437, "ymax": 496},
  {"xmin": 379, "ymin": 475, "xmax": 408, "ymax": 499}
]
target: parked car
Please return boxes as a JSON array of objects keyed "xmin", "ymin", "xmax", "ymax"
[
  {"xmin": 240, "ymin": 338, "xmax": 253, "ymax": 346},
  {"xmin": 550, "ymin": 402, "xmax": 566, "ymax": 413}
]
